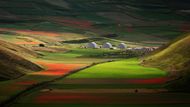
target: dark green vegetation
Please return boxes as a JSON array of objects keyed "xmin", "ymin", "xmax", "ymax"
[
  {"xmin": 143, "ymin": 35, "xmax": 190, "ymax": 90},
  {"xmin": 1, "ymin": 0, "xmax": 190, "ymax": 20},
  {"xmin": 0, "ymin": 40, "xmax": 43, "ymax": 80}
]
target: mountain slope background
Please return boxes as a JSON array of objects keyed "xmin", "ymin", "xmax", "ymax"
[
  {"xmin": 0, "ymin": 0, "xmax": 190, "ymax": 42},
  {"xmin": 143, "ymin": 34, "xmax": 190, "ymax": 90},
  {"xmin": 0, "ymin": 40, "xmax": 43, "ymax": 80}
]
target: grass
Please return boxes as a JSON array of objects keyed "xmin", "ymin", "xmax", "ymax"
[
  {"xmin": 145, "ymin": 35, "xmax": 190, "ymax": 71},
  {"xmin": 0, "ymin": 39, "xmax": 43, "ymax": 80},
  {"xmin": 40, "ymin": 49, "xmax": 119, "ymax": 60},
  {"xmin": 68, "ymin": 58, "xmax": 167, "ymax": 79},
  {"xmin": 0, "ymin": 34, "xmax": 43, "ymax": 44},
  {"xmin": 143, "ymin": 34, "xmax": 190, "ymax": 90}
]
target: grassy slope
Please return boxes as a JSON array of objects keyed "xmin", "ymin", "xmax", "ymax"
[
  {"xmin": 0, "ymin": 40, "xmax": 43, "ymax": 80},
  {"xmin": 1, "ymin": 0, "xmax": 189, "ymax": 19},
  {"xmin": 68, "ymin": 58, "xmax": 167, "ymax": 79},
  {"xmin": 143, "ymin": 34, "xmax": 190, "ymax": 90},
  {"xmin": 0, "ymin": 0, "xmax": 189, "ymax": 42},
  {"xmin": 0, "ymin": 39, "xmax": 39, "ymax": 58},
  {"xmin": 144, "ymin": 35, "xmax": 190, "ymax": 72},
  {"xmin": 0, "ymin": 34, "xmax": 44, "ymax": 45}
]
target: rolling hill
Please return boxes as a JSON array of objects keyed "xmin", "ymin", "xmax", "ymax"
[
  {"xmin": 0, "ymin": 0, "xmax": 190, "ymax": 81},
  {"xmin": 143, "ymin": 34, "xmax": 190, "ymax": 90},
  {"xmin": 0, "ymin": 40, "xmax": 43, "ymax": 80},
  {"xmin": 0, "ymin": 0, "xmax": 190, "ymax": 42}
]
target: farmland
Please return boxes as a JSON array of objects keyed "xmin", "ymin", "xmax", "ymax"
[
  {"xmin": 68, "ymin": 58, "xmax": 167, "ymax": 79},
  {"xmin": 0, "ymin": 30, "xmax": 190, "ymax": 106},
  {"xmin": 0, "ymin": 0, "xmax": 190, "ymax": 107}
]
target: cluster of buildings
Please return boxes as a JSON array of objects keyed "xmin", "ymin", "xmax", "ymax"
[
  {"xmin": 86, "ymin": 42, "xmax": 127, "ymax": 49},
  {"xmin": 85, "ymin": 42, "xmax": 159, "ymax": 52},
  {"xmin": 128, "ymin": 47, "xmax": 159, "ymax": 52}
]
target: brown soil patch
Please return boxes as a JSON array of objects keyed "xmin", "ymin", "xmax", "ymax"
[
  {"xmin": 42, "ymin": 88, "xmax": 168, "ymax": 94},
  {"xmin": 60, "ymin": 77, "xmax": 170, "ymax": 85},
  {"xmin": 35, "ymin": 92, "xmax": 190, "ymax": 104}
]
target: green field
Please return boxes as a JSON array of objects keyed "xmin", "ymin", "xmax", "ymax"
[
  {"xmin": 40, "ymin": 49, "xmax": 119, "ymax": 59},
  {"xmin": 68, "ymin": 58, "xmax": 167, "ymax": 79}
]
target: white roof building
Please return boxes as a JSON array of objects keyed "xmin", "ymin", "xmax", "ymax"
[
  {"xmin": 134, "ymin": 47, "xmax": 144, "ymax": 50},
  {"xmin": 102, "ymin": 42, "xmax": 113, "ymax": 49},
  {"xmin": 87, "ymin": 42, "xmax": 99, "ymax": 48},
  {"xmin": 118, "ymin": 43, "xmax": 127, "ymax": 49}
]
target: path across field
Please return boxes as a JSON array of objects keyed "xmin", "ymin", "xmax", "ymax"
[
  {"xmin": 9, "ymin": 59, "xmax": 190, "ymax": 107},
  {"xmin": 0, "ymin": 60, "xmax": 88, "ymax": 107}
]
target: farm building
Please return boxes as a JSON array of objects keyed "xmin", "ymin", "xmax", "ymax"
[
  {"xmin": 152, "ymin": 47, "xmax": 159, "ymax": 50},
  {"xmin": 134, "ymin": 47, "xmax": 144, "ymax": 50},
  {"xmin": 149, "ymin": 48, "xmax": 154, "ymax": 51},
  {"xmin": 118, "ymin": 43, "xmax": 127, "ymax": 49},
  {"xmin": 87, "ymin": 42, "xmax": 99, "ymax": 48},
  {"xmin": 127, "ymin": 48, "xmax": 133, "ymax": 50},
  {"xmin": 102, "ymin": 42, "xmax": 113, "ymax": 49},
  {"xmin": 144, "ymin": 47, "xmax": 155, "ymax": 52}
]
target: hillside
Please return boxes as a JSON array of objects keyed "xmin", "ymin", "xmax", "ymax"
[
  {"xmin": 0, "ymin": 39, "xmax": 39, "ymax": 58},
  {"xmin": 0, "ymin": 0, "xmax": 190, "ymax": 80},
  {"xmin": 0, "ymin": 40, "xmax": 43, "ymax": 80},
  {"xmin": 143, "ymin": 34, "xmax": 190, "ymax": 90},
  {"xmin": 0, "ymin": 0, "xmax": 190, "ymax": 42},
  {"xmin": 1, "ymin": 0, "xmax": 190, "ymax": 20}
]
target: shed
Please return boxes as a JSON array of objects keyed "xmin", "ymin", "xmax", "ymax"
[
  {"xmin": 87, "ymin": 42, "xmax": 98, "ymax": 48},
  {"xmin": 118, "ymin": 43, "xmax": 127, "ymax": 49},
  {"xmin": 134, "ymin": 47, "xmax": 143, "ymax": 50},
  {"xmin": 102, "ymin": 42, "xmax": 113, "ymax": 49}
]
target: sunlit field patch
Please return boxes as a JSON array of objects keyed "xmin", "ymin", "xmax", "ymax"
[
  {"xmin": 31, "ymin": 62, "xmax": 87, "ymax": 76},
  {"xmin": 0, "ymin": 34, "xmax": 44, "ymax": 45},
  {"xmin": 68, "ymin": 58, "xmax": 167, "ymax": 79}
]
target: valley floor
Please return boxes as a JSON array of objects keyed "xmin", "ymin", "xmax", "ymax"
[
  {"xmin": 0, "ymin": 26, "xmax": 189, "ymax": 107},
  {"xmin": 1, "ymin": 57, "xmax": 190, "ymax": 107}
]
